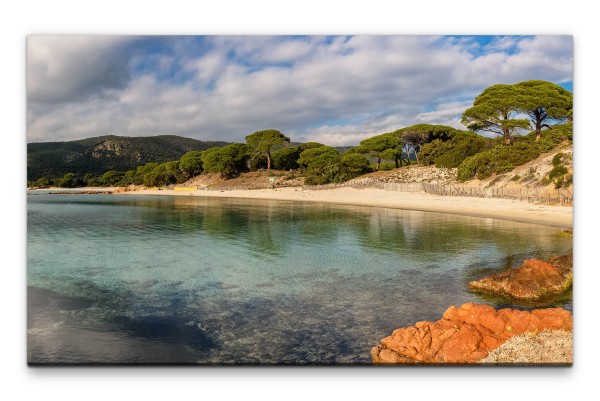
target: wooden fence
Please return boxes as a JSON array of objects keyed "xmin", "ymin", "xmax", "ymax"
[
  {"xmin": 303, "ymin": 181, "xmax": 573, "ymax": 204},
  {"xmin": 421, "ymin": 183, "xmax": 572, "ymax": 204}
]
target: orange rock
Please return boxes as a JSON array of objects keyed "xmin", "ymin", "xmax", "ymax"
[
  {"xmin": 371, "ymin": 302, "xmax": 572, "ymax": 364},
  {"xmin": 468, "ymin": 254, "xmax": 572, "ymax": 302}
]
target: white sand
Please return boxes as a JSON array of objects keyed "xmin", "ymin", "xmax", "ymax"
[{"xmin": 118, "ymin": 187, "xmax": 572, "ymax": 228}]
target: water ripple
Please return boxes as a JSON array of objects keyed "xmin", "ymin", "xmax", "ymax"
[{"xmin": 28, "ymin": 194, "xmax": 573, "ymax": 364}]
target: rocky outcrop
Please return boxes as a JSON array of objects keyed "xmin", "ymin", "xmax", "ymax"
[
  {"xmin": 371, "ymin": 302, "xmax": 572, "ymax": 364},
  {"xmin": 112, "ymin": 185, "xmax": 147, "ymax": 193},
  {"xmin": 347, "ymin": 166, "xmax": 458, "ymax": 186},
  {"xmin": 469, "ymin": 254, "xmax": 572, "ymax": 302},
  {"xmin": 49, "ymin": 190, "xmax": 113, "ymax": 195}
]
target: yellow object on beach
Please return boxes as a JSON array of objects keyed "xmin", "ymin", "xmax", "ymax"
[{"xmin": 174, "ymin": 186, "xmax": 197, "ymax": 191}]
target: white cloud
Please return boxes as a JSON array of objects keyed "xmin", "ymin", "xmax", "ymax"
[
  {"xmin": 298, "ymin": 114, "xmax": 406, "ymax": 146},
  {"xmin": 414, "ymin": 101, "xmax": 473, "ymax": 129},
  {"xmin": 27, "ymin": 35, "xmax": 573, "ymax": 145},
  {"xmin": 260, "ymin": 39, "xmax": 315, "ymax": 62},
  {"xmin": 185, "ymin": 53, "xmax": 227, "ymax": 84},
  {"xmin": 484, "ymin": 36, "xmax": 518, "ymax": 52},
  {"xmin": 27, "ymin": 35, "xmax": 135, "ymax": 103}
]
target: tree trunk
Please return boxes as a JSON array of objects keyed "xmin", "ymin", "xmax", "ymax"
[
  {"xmin": 404, "ymin": 144, "xmax": 411, "ymax": 165},
  {"xmin": 248, "ymin": 153, "xmax": 259, "ymax": 171},
  {"xmin": 266, "ymin": 151, "xmax": 271, "ymax": 172},
  {"xmin": 502, "ymin": 112, "xmax": 512, "ymax": 145},
  {"xmin": 377, "ymin": 157, "xmax": 381, "ymax": 170},
  {"xmin": 395, "ymin": 157, "xmax": 399, "ymax": 168},
  {"xmin": 414, "ymin": 149, "xmax": 420, "ymax": 165},
  {"xmin": 536, "ymin": 120, "xmax": 552, "ymax": 142},
  {"xmin": 534, "ymin": 108, "xmax": 544, "ymax": 142},
  {"xmin": 503, "ymin": 128, "xmax": 511, "ymax": 145}
]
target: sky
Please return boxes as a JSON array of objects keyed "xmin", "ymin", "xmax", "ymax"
[{"xmin": 26, "ymin": 35, "xmax": 573, "ymax": 146}]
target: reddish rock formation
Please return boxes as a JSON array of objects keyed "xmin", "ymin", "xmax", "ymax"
[
  {"xmin": 371, "ymin": 302, "xmax": 572, "ymax": 364},
  {"xmin": 113, "ymin": 185, "xmax": 146, "ymax": 193},
  {"xmin": 49, "ymin": 190, "xmax": 113, "ymax": 195},
  {"xmin": 469, "ymin": 254, "xmax": 572, "ymax": 302}
]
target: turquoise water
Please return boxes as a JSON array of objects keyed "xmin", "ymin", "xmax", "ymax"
[{"xmin": 27, "ymin": 193, "xmax": 572, "ymax": 365}]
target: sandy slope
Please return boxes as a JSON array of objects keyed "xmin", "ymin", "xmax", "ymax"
[
  {"xmin": 118, "ymin": 186, "xmax": 572, "ymax": 228},
  {"xmin": 479, "ymin": 330, "xmax": 572, "ymax": 365}
]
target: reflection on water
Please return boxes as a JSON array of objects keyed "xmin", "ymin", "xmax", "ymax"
[{"xmin": 27, "ymin": 193, "xmax": 572, "ymax": 364}]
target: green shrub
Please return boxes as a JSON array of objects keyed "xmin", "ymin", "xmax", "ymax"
[
  {"xmin": 379, "ymin": 162, "xmax": 396, "ymax": 171},
  {"xmin": 548, "ymin": 165, "xmax": 568, "ymax": 181},
  {"xmin": 435, "ymin": 136, "xmax": 489, "ymax": 168},
  {"xmin": 511, "ymin": 175, "xmax": 521, "ymax": 182},
  {"xmin": 552, "ymin": 152, "xmax": 565, "ymax": 167},
  {"xmin": 339, "ymin": 153, "xmax": 370, "ymax": 181},
  {"xmin": 87, "ymin": 177, "xmax": 101, "ymax": 187},
  {"xmin": 418, "ymin": 132, "xmax": 492, "ymax": 169},
  {"xmin": 543, "ymin": 149, "xmax": 571, "ymax": 188},
  {"xmin": 35, "ymin": 177, "xmax": 51, "ymax": 188},
  {"xmin": 272, "ymin": 146, "xmax": 300, "ymax": 170},
  {"xmin": 58, "ymin": 173, "xmax": 80, "ymax": 188},
  {"xmin": 100, "ymin": 170, "xmax": 125, "ymax": 186},
  {"xmin": 457, "ymin": 152, "xmax": 493, "ymax": 181},
  {"xmin": 298, "ymin": 146, "xmax": 341, "ymax": 184},
  {"xmin": 457, "ymin": 142, "xmax": 541, "ymax": 181},
  {"xmin": 537, "ymin": 123, "xmax": 573, "ymax": 152},
  {"xmin": 419, "ymin": 139, "xmax": 447, "ymax": 165},
  {"xmin": 304, "ymin": 176, "xmax": 329, "ymax": 185}
]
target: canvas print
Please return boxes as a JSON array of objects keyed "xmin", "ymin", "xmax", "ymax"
[{"xmin": 27, "ymin": 35, "xmax": 573, "ymax": 365}]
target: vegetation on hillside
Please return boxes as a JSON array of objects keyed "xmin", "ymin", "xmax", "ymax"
[
  {"xmin": 27, "ymin": 135, "xmax": 229, "ymax": 181},
  {"xmin": 28, "ymin": 80, "xmax": 573, "ymax": 189},
  {"xmin": 456, "ymin": 123, "xmax": 572, "ymax": 181},
  {"xmin": 419, "ymin": 130, "xmax": 492, "ymax": 168}
]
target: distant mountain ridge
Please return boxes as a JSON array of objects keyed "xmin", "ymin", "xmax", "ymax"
[{"xmin": 27, "ymin": 134, "xmax": 229, "ymax": 180}]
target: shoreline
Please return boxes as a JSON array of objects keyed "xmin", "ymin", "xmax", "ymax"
[{"xmin": 112, "ymin": 187, "xmax": 572, "ymax": 228}]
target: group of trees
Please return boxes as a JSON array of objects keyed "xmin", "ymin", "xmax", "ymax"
[
  {"xmin": 297, "ymin": 145, "xmax": 371, "ymax": 184},
  {"xmin": 30, "ymin": 130, "xmax": 290, "ymax": 188},
  {"xmin": 29, "ymin": 80, "xmax": 573, "ymax": 188},
  {"xmin": 462, "ymin": 80, "xmax": 572, "ymax": 145},
  {"xmin": 456, "ymin": 121, "xmax": 573, "ymax": 182},
  {"xmin": 29, "ymin": 124, "xmax": 455, "ymax": 188}
]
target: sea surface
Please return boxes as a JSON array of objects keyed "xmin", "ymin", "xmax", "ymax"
[{"xmin": 27, "ymin": 192, "xmax": 573, "ymax": 365}]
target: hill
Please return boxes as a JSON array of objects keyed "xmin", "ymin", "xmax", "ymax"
[
  {"xmin": 27, "ymin": 135, "xmax": 229, "ymax": 180},
  {"xmin": 345, "ymin": 142, "xmax": 572, "ymax": 203}
]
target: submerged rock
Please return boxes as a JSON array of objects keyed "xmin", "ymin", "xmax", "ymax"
[
  {"xmin": 370, "ymin": 302, "xmax": 572, "ymax": 364},
  {"xmin": 469, "ymin": 254, "xmax": 572, "ymax": 302}
]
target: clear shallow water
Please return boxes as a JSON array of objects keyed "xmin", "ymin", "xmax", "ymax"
[{"xmin": 27, "ymin": 192, "xmax": 572, "ymax": 365}]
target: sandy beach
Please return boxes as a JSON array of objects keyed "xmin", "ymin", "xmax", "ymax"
[{"xmin": 117, "ymin": 187, "xmax": 573, "ymax": 228}]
